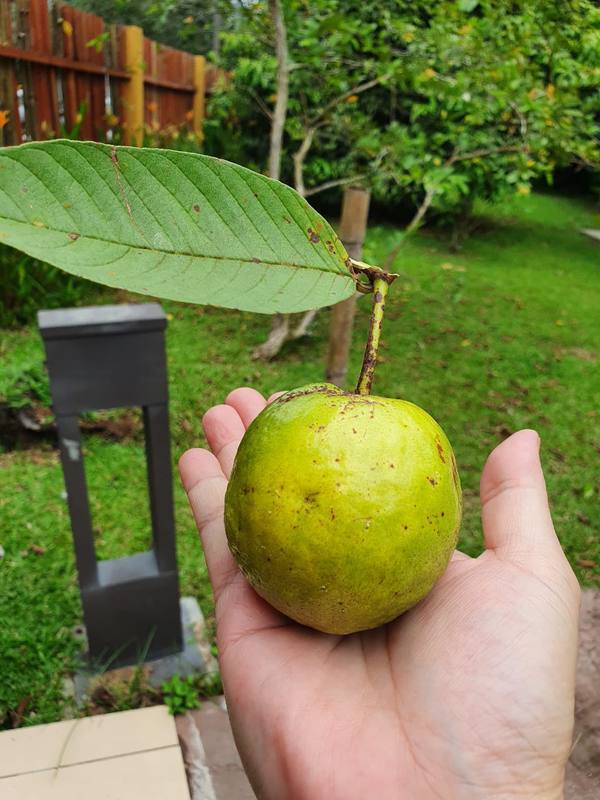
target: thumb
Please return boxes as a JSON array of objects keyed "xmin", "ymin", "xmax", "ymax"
[{"xmin": 480, "ymin": 430, "xmax": 573, "ymax": 583}]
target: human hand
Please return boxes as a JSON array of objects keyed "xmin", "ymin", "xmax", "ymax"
[{"xmin": 179, "ymin": 388, "xmax": 580, "ymax": 800}]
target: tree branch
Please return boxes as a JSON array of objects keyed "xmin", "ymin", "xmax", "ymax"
[
  {"xmin": 383, "ymin": 186, "xmax": 436, "ymax": 272},
  {"xmin": 292, "ymin": 126, "xmax": 316, "ymax": 196},
  {"xmin": 446, "ymin": 144, "xmax": 528, "ymax": 165},
  {"xmin": 304, "ymin": 173, "xmax": 367, "ymax": 198},
  {"xmin": 256, "ymin": 0, "xmax": 291, "ymax": 364},
  {"xmin": 309, "ymin": 74, "xmax": 390, "ymax": 127},
  {"xmin": 268, "ymin": 0, "xmax": 289, "ymax": 181},
  {"xmin": 246, "ymin": 87, "xmax": 273, "ymax": 122}
]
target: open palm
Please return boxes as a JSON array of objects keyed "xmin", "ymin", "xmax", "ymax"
[{"xmin": 180, "ymin": 388, "xmax": 580, "ymax": 800}]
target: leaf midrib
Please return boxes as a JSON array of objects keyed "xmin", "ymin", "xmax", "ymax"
[{"xmin": 0, "ymin": 217, "xmax": 352, "ymax": 277}]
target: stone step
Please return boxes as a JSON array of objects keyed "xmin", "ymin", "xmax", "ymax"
[{"xmin": 176, "ymin": 698, "xmax": 256, "ymax": 800}]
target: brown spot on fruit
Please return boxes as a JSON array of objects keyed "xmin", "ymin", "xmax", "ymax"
[
  {"xmin": 436, "ymin": 439, "xmax": 446, "ymax": 463},
  {"xmin": 451, "ymin": 453, "xmax": 459, "ymax": 489}
]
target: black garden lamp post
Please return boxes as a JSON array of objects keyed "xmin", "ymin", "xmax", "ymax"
[{"xmin": 38, "ymin": 303, "xmax": 183, "ymax": 668}]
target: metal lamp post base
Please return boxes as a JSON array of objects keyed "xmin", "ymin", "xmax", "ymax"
[{"xmin": 39, "ymin": 303, "xmax": 183, "ymax": 668}]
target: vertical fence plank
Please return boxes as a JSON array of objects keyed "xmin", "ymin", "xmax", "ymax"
[
  {"xmin": 157, "ymin": 42, "xmax": 168, "ymax": 128},
  {"xmin": 29, "ymin": 0, "xmax": 59, "ymax": 137},
  {"xmin": 193, "ymin": 55, "xmax": 205, "ymax": 141},
  {"xmin": 145, "ymin": 36, "xmax": 157, "ymax": 131},
  {"xmin": 0, "ymin": 61, "xmax": 17, "ymax": 144},
  {"xmin": 0, "ymin": 1, "xmax": 20, "ymax": 144},
  {"xmin": 121, "ymin": 24, "xmax": 143, "ymax": 145},
  {"xmin": 107, "ymin": 22, "xmax": 122, "ymax": 125},
  {"xmin": 0, "ymin": 1, "xmax": 12, "ymax": 47},
  {"xmin": 73, "ymin": 6, "xmax": 93, "ymax": 139},
  {"xmin": 60, "ymin": 4, "xmax": 77, "ymax": 132},
  {"xmin": 86, "ymin": 12, "xmax": 106, "ymax": 139},
  {"xmin": 14, "ymin": 0, "xmax": 35, "ymax": 140}
]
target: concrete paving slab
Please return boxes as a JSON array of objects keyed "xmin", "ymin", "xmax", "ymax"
[
  {"xmin": 0, "ymin": 706, "xmax": 177, "ymax": 778},
  {"xmin": 0, "ymin": 706, "xmax": 189, "ymax": 800},
  {"xmin": 1, "ymin": 747, "xmax": 189, "ymax": 800}
]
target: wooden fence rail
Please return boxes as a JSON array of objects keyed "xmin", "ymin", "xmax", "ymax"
[{"xmin": 0, "ymin": 0, "xmax": 212, "ymax": 146}]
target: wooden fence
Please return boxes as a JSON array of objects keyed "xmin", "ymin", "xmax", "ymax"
[{"xmin": 0, "ymin": 0, "xmax": 215, "ymax": 146}]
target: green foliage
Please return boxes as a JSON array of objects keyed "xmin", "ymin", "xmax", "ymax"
[
  {"xmin": 0, "ymin": 363, "xmax": 50, "ymax": 410},
  {"xmin": 208, "ymin": 0, "xmax": 600, "ymax": 220},
  {"xmin": 0, "ymin": 140, "xmax": 354, "ymax": 314},
  {"xmin": 86, "ymin": 31, "xmax": 111, "ymax": 53},
  {"xmin": 198, "ymin": 670, "xmax": 223, "ymax": 697},
  {"xmin": 0, "ymin": 248, "xmax": 97, "ymax": 328},
  {"xmin": 161, "ymin": 674, "xmax": 200, "ymax": 715},
  {"xmin": 369, "ymin": 0, "xmax": 600, "ymax": 216},
  {"xmin": 207, "ymin": 0, "xmax": 395, "ymax": 191}
]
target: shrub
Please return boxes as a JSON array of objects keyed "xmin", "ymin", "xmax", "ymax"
[{"xmin": 0, "ymin": 247, "xmax": 98, "ymax": 328}]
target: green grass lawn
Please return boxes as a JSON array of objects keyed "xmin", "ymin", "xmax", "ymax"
[{"xmin": 1, "ymin": 191, "xmax": 599, "ymax": 726}]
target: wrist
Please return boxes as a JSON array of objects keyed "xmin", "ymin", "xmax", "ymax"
[
  {"xmin": 472, "ymin": 778, "xmax": 564, "ymax": 800},
  {"xmin": 454, "ymin": 765, "xmax": 565, "ymax": 800},
  {"xmin": 486, "ymin": 791, "xmax": 562, "ymax": 800}
]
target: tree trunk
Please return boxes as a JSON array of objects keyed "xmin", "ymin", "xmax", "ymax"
[
  {"xmin": 211, "ymin": 1, "xmax": 222, "ymax": 56},
  {"xmin": 325, "ymin": 187, "xmax": 371, "ymax": 387},
  {"xmin": 253, "ymin": 0, "xmax": 290, "ymax": 361},
  {"xmin": 267, "ymin": 0, "xmax": 288, "ymax": 182},
  {"xmin": 252, "ymin": 313, "xmax": 290, "ymax": 360}
]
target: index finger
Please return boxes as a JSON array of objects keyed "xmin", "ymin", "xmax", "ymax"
[
  {"xmin": 203, "ymin": 388, "xmax": 267, "ymax": 478},
  {"xmin": 179, "ymin": 447, "xmax": 238, "ymax": 601}
]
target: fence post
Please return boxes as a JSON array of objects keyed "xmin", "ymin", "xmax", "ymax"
[
  {"xmin": 121, "ymin": 25, "xmax": 144, "ymax": 146},
  {"xmin": 192, "ymin": 55, "xmax": 206, "ymax": 141},
  {"xmin": 325, "ymin": 187, "xmax": 371, "ymax": 388}
]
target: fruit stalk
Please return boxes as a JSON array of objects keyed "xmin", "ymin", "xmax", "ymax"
[{"xmin": 355, "ymin": 268, "xmax": 397, "ymax": 396}]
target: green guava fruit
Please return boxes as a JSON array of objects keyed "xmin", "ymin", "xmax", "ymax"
[{"xmin": 224, "ymin": 383, "xmax": 462, "ymax": 634}]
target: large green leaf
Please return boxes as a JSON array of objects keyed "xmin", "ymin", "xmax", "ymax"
[{"xmin": 0, "ymin": 140, "xmax": 355, "ymax": 314}]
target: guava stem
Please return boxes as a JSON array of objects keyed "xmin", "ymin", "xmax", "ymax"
[{"xmin": 355, "ymin": 270, "xmax": 396, "ymax": 396}]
